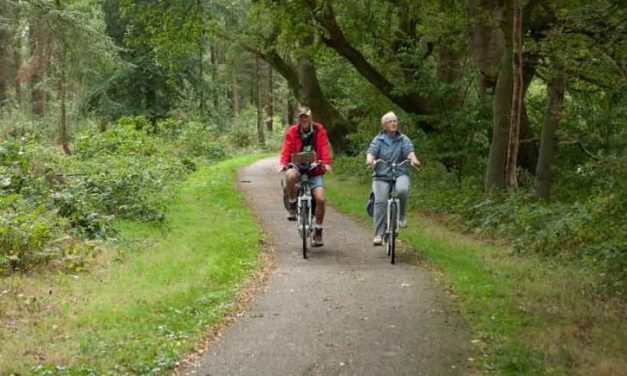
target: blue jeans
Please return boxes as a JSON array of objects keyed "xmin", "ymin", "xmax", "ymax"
[{"xmin": 372, "ymin": 175, "xmax": 409, "ymax": 237}]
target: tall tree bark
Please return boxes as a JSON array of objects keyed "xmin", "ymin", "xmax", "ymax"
[
  {"xmin": 58, "ymin": 45, "xmax": 70, "ymax": 154},
  {"xmin": 29, "ymin": 19, "xmax": 48, "ymax": 116},
  {"xmin": 255, "ymin": 54, "xmax": 265, "ymax": 147},
  {"xmin": 286, "ymin": 97, "xmax": 294, "ymax": 127},
  {"xmin": 506, "ymin": 0, "xmax": 523, "ymax": 189},
  {"xmin": 265, "ymin": 64, "xmax": 274, "ymax": 132},
  {"xmin": 210, "ymin": 41, "xmax": 220, "ymax": 113},
  {"xmin": 534, "ymin": 74, "xmax": 565, "ymax": 199},
  {"xmin": 485, "ymin": 50, "xmax": 513, "ymax": 190},
  {"xmin": 484, "ymin": 0, "xmax": 514, "ymax": 191},
  {"xmin": 518, "ymin": 59, "xmax": 539, "ymax": 172},
  {"xmin": 198, "ymin": 31, "xmax": 206, "ymax": 119},
  {"xmin": 466, "ymin": 0, "xmax": 506, "ymax": 97},
  {"xmin": 0, "ymin": 0, "xmax": 10, "ymax": 107},
  {"xmin": 13, "ymin": 10, "xmax": 22, "ymax": 106},
  {"xmin": 56, "ymin": 0, "xmax": 70, "ymax": 154},
  {"xmin": 232, "ymin": 73, "xmax": 239, "ymax": 124}
]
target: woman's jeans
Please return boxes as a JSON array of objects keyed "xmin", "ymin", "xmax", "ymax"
[{"xmin": 372, "ymin": 175, "xmax": 409, "ymax": 237}]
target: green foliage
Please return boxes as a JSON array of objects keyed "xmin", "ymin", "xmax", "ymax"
[
  {"xmin": 174, "ymin": 121, "xmax": 230, "ymax": 159},
  {"xmin": 0, "ymin": 197, "xmax": 63, "ymax": 270},
  {"xmin": 0, "ymin": 114, "xmax": 243, "ymax": 273}
]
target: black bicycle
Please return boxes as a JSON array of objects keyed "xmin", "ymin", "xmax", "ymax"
[
  {"xmin": 372, "ymin": 159, "xmax": 412, "ymax": 264},
  {"xmin": 286, "ymin": 159, "xmax": 320, "ymax": 259}
]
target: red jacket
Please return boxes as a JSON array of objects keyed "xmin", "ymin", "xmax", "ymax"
[{"xmin": 280, "ymin": 122, "xmax": 332, "ymax": 176}]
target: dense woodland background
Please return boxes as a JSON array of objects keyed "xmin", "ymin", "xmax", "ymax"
[{"xmin": 0, "ymin": 0, "xmax": 625, "ymax": 296}]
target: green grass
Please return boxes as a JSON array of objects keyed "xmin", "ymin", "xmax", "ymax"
[
  {"xmin": 327, "ymin": 173, "xmax": 627, "ymax": 376},
  {"xmin": 0, "ymin": 154, "xmax": 267, "ymax": 374}
]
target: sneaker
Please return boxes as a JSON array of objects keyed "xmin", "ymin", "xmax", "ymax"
[
  {"xmin": 312, "ymin": 227, "xmax": 323, "ymax": 247},
  {"xmin": 287, "ymin": 201, "xmax": 297, "ymax": 221},
  {"xmin": 399, "ymin": 218, "xmax": 407, "ymax": 228},
  {"xmin": 373, "ymin": 235, "xmax": 383, "ymax": 246}
]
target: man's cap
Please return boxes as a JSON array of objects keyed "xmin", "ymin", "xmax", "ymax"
[{"xmin": 297, "ymin": 106, "xmax": 312, "ymax": 117}]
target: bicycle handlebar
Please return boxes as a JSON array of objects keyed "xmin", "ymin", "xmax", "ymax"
[
  {"xmin": 369, "ymin": 159, "xmax": 416, "ymax": 170},
  {"xmin": 286, "ymin": 161, "xmax": 322, "ymax": 171}
]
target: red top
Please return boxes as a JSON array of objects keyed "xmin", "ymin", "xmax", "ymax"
[{"xmin": 279, "ymin": 122, "xmax": 332, "ymax": 176}]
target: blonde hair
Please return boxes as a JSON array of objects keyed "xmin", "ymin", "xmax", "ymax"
[{"xmin": 380, "ymin": 111, "xmax": 397, "ymax": 126}]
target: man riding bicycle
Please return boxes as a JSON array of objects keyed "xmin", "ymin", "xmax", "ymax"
[
  {"xmin": 278, "ymin": 106, "xmax": 332, "ymax": 247},
  {"xmin": 365, "ymin": 111, "xmax": 420, "ymax": 246}
]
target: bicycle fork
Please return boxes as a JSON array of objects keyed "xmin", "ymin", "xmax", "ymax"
[
  {"xmin": 298, "ymin": 193, "xmax": 312, "ymax": 236},
  {"xmin": 386, "ymin": 197, "xmax": 400, "ymax": 234}
]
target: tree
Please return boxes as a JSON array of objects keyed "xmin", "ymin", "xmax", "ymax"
[
  {"xmin": 506, "ymin": 0, "xmax": 523, "ymax": 189},
  {"xmin": 534, "ymin": 72, "xmax": 565, "ymax": 199}
]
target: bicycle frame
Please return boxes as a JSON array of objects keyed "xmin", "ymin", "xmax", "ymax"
[
  {"xmin": 287, "ymin": 161, "xmax": 320, "ymax": 259},
  {"xmin": 373, "ymin": 159, "xmax": 411, "ymax": 264}
]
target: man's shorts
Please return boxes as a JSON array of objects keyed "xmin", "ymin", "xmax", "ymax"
[
  {"xmin": 289, "ymin": 168, "xmax": 325, "ymax": 190},
  {"xmin": 304, "ymin": 174, "xmax": 324, "ymax": 190}
]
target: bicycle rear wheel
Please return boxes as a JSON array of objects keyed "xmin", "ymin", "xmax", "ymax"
[{"xmin": 389, "ymin": 201, "xmax": 397, "ymax": 264}]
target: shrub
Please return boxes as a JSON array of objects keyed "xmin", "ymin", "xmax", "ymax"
[{"xmin": 0, "ymin": 196, "xmax": 65, "ymax": 271}]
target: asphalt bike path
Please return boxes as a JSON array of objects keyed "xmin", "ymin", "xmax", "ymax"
[{"xmin": 183, "ymin": 156, "xmax": 470, "ymax": 375}]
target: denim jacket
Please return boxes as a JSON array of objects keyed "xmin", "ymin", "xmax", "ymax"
[{"xmin": 367, "ymin": 131, "xmax": 414, "ymax": 180}]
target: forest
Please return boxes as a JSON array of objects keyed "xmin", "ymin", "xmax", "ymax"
[{"xmin": 0, "ymin": 0, "xmax": 625, "ymax": 374}]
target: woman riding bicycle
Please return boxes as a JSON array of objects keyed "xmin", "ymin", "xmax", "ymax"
[{"xmin": 365, "ymin": 111, "xmax": 421, "ymax": 246}]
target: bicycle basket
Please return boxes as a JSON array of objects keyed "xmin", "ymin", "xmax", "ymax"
[
  {"xmin": 291, "ymin": 151, "xmax": 317, "ymax": 164},
  {"xmin": 366, "ymin": 190, "xmax": 374, "ymax": 217}
]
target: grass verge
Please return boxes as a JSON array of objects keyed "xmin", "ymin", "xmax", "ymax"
[
  {"xmin": 0, "ymin": 154, "xmax": 267, "ymax": 374},
  {"xmin": 326, "ymin": 173, "xmax": 626, "ymax": 376}
]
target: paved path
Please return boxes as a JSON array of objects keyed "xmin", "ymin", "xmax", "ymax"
[{"xmin": 183, "ymin": 157, "xmax": 469, "ymax": 375}]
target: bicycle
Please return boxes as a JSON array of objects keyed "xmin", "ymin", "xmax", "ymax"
[
  {"xmin": 285, "ymin": 154, "xmax": 320, "ymax": 259},
  {"xmin": 371, "ymin": 159, "xmax": 412, "ymax": 264}
]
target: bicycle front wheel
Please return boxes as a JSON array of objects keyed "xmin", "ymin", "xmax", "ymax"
[
  {"xmin": 389, "ymin": 201, "xmax": 397, "ymax": 264},
  {"xmin": 301, "ymin": 201, "xmax": 309, "ymax": 259}
]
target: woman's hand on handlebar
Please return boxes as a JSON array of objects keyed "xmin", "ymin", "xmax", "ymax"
[
  {"xmin": 366, "ymin": 159, "xmax": 381, "ymax": 169},
  {"xmin": 277, "ymin": 164, "xmax": 287, "ymax": 173}
]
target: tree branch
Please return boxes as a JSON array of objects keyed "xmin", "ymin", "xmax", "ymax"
[{"xmin": 302, "ymin": 0, "xmax": 436, "ymax": 130}]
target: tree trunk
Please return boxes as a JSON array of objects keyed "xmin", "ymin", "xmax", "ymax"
[
  {"xmin": 466, "ymin": 0, "xmax": 506, "ymax": 97},
  {"xmin": 517, "ymin": 59, "xmax": 539, "ymax": 172},
  {"xmin": 286, "ymin": 97, "xmax": 294, "ymax": 128},
  {"xmin": 534, "ymin": 74, "xmax": 565, "ymax": 199},
  {"xmin": 30, "ymin": 19, "xmax": 47, "ymax": 116},
  {"xmin": 506, "ymin": 0, "xmax": 523, "ymax": 189},
  {"xmin": 265, "ymin": 64, "xmax": 274, "ymax": 132},
  {"xmin": 255, "ymin": 54, "xmax": 265, "ymax": 147},
  {"xmin": 13, "ymin": 13, "xmax": 22, "ymax": 106},
  {"xmin": 485, "ymin": 50, "xmax": 513, "ymax": 190},
  {"xmin": 198, "ymin": 32, "xmax": 206, "ymax": 119},
  {"xmin": 55, "ymin": 0, "xmax": 70, "ymax": 154},
  {"xmin": 294, "ymin": 55, "xmax": 354, "ymax": 153},
  {"xmin": 484, "ymin": 0, "xmax": 513, "ymax": 191},
  {"xmin": 232, "ymin": 73, "xmax": 239, "ymax": 125},
  {"xmin": 261, "ymin": 49, "xmax": 354, "ymax": 153},
  {"xmin": 0, "ymin": 0, "xmax": 10, "ymax": 107}
]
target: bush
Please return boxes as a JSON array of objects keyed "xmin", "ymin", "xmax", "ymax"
[
  {"xmin": 175, "ymin": 122, "xmax": 230, "ymax": 159},
  {"xmin": 0, "ymin": 196, "xmax": 65, "ymax": 271},
  {"xmin": 0, "ymin": 115, "xmax": 224, "ymax": 273}
]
